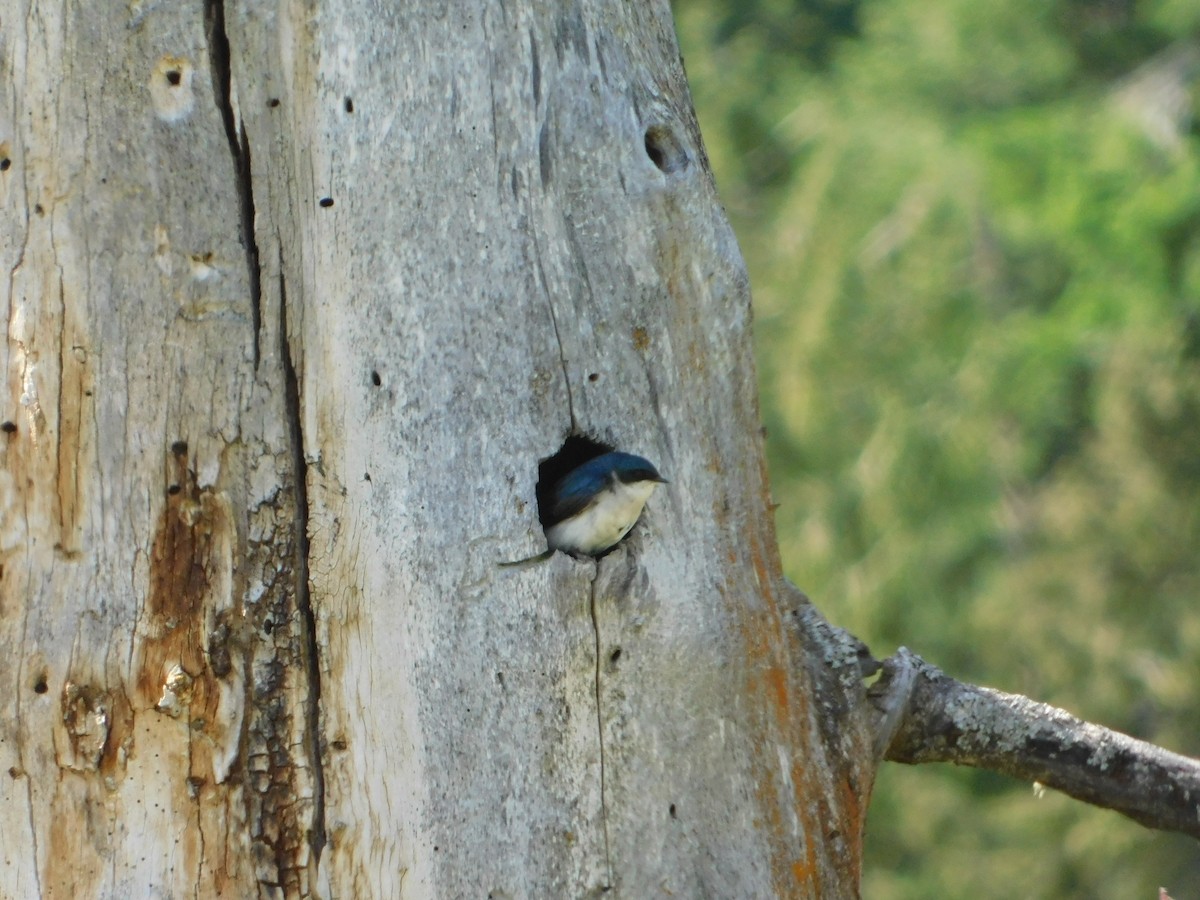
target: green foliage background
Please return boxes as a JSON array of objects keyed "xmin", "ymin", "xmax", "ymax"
[{"xmin": 674, "ymin": 1, "xmax": 1200, "ymax": 896}]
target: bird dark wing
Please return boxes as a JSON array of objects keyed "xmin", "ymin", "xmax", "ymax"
[{"xmin": 547, "ymin": 476, "xmax": 604, "ymax": 524}]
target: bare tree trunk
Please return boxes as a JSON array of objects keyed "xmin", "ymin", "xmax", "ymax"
[
  {"xmin": 1, "ymin": 1, "xmax": 874, "ymax": 896},
  {"xmin": 3, "ymin": 0, "xmax": 318, "ymax": 894},
  {"xmin": 10, "ymin": 2, "xmax": 1193, "ymax": 898}
]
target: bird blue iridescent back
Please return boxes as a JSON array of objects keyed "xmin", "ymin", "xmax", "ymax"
[
  {"xmin": 543, "ymin": 451, "xmax": 667, "ymax": 557},
  {"xmin": 500, "ymin": 449, "xmax": 667, "ymax": 567}
]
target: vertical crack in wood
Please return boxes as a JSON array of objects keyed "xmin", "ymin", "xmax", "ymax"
[
  {"xmin": 205, "ymin": 2, "xmax": 329, "ymax": 883},
  {"xmin": 545, "ymin": 298, "xmax": 577, "ymax": 431},
  {"xmin": 23, "ymin": 775, "xmax": 41, "ymax": 898},
  {"xmin": 53, "ymin": 276, "xmax": 66, "ymax": 536},
  {"xmin": 526, "ymin": 196, "xmax": 577, "ymax": 429},
  {"xmin": 588, "ymin": 574, "xmax": 612, "ymax": 889},
  {"xmin": 14, "ymin": 659, "xmax": 42, "ymax": 899},
  {"xmin": 204, "ymin": 0, "xmax": 262, "ymax": 367},
  {"xmin": 186, "ymin": 716, "xmax": 206, "ymax": 889},
  {"xmin": 280, "ymin": 269, "xmax": 328, "ymax": 869}
]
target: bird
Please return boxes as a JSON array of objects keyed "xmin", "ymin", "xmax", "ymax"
[{"xmin": 501, "ymin": 451, "xmax": 668, "ymax": 567}]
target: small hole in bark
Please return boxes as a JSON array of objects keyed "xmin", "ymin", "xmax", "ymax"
[
  {"xmin": 609, "ymin": 648, "xmax": 621, "ymax": 664},
  {"xmin": 33, "ymin": 676, "xmax": 48, "ymax": 694},
  {"xmin": 263, "ymin": 619, "xmax": 274, "ymax": 634},
  {"xmin": 0, "ymin": 159, "xmax": 10, "ymax": 172},
  {"xmin": 170, "ymin": 440, "xmax": 188, "ymax": 456},
  {"xmin": 165, "ymin": 70, "xmax": 182, "ymax": 86},
  {"xmin": 167, "ymin": 484, "xmax": 181, "ymax": 496},
  {"xmin": 319, "ymin": 197, "xmax": 334, "ymax": 208},
  {"xmin": 669, "ymin": 803, "xmax": 677, "ymax": 819},
  {"xmin": 34, "ymin": 204, "xmax": 44, "ymax": 216},
  {"xmin": 331, "ymin": 739, "xmax": 348, "ymax": 751},
  {"xmin": 371, "ymin": 370, "xmax": 381, "ymax": 386},
  {"xmin": 644, "ymin": 125, "xmax": 689, "ymax": 175},
  {"xmin": 7, "ymin": 767, "xmax": 19, "ymax": 778},
  {"xmin": 344, "ymin": 97, "xmax": 354, "ymax": 113},
  {"xmin": 364, "ymin": 472, "xmax": 371, "ymax": 482},
  {"xmin": 588, "ymin": 372, "xmax": 599, "ymax": 382},
  {"xmin": 267, "ymin": 98, "xmax": 280, "ymax": 108},
  {"xmin": 1, "ymin": 421, "xmax": 16, "ymax": 434}
]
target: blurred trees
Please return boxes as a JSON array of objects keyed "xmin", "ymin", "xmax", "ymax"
[{"xmin": 675, "ymin": 0, "xmax": 1200, "ymax": 895}]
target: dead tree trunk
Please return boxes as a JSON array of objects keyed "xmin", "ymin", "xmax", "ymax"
[
  {"xmin": 0, "ymin": 1, "xmax": 874, "ymax": 896},
  {"xmin": 8, "ymin": 2, "xmax": 1194, "ymax": 898}
]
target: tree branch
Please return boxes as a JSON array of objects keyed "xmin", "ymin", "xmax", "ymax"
[{"xmin": 868, "ymin": 647, "xmax": 1200, "ymax": 840}]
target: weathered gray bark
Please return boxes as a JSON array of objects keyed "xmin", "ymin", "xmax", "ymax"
[
  {"xmin": 1, "ymin": 1, "xmax": 874, "ymax": 897},
  {"xmin": 2, "ymin": 1, "xmax": 316, "ymax": 895}
]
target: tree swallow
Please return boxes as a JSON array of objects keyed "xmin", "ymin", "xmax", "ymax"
[{"xmin": 502, "ymin": 451, "xmax": 668, "ymax": 566}]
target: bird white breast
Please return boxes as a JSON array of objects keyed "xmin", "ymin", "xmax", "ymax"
[{"xmin": 545, "ymin": 479, "xmax": 660, "ymax": 556}]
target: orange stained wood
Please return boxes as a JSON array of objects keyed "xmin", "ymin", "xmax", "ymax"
[
  {"xmin": 135, "ymin": 455, "xmax": 230, "ymax": 733},
  {"xmin": 730, "ymin": 508, "xmax": 875, "ymax": 895}
]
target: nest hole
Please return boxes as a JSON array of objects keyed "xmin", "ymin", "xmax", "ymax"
[{"xmin": 644, "ymin": 125, "xmax": 690, "ymax": 175}]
